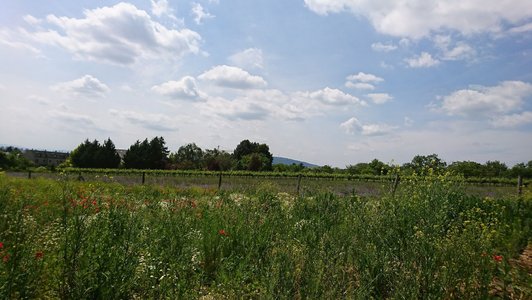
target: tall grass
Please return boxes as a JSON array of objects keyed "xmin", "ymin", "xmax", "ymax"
[{"xmin": 0, "ymin": 172, "xmax": 530, "ymax": 298}]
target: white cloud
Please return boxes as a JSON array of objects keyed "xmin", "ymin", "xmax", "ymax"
[
  {"xmin": 345, "ymin": 72, "xmax": 383, "ymax": 90},
  {"xmin": 345, "ymin": 82, "xmax": 375, "ymax": 90},
  {"xmin": 439, "ymin": 81, "xmax": 532, "ymax": 116},
  {"xmin": 51, "ymin": 75, "xmax": 109, "ymax": 98},
  {"xmin": 371, "ymin": 42, "xmax": 397, "ymax": 52},
  {"xmin": 191, "ymin": 2, "xmax": 214, "ymax": 25},
  {"xmin": 340, "ymin": 117, "xmax": 396, "ymax": 136},
  {"xmin": 298, "ymin": 87, "xmax": 366, "ymax": 106},
  {"xmin": 346, "ymin": 72, "xmax": 383, "ymax": 83},
  {"xmin": 367, "ymin": 93, "xmax": 393, "ymax": 104},
  {"xmin": 404, "ymin": 116, "xmax": 414, "ymax": 127},
  {"xmin": 405, "ymin": 52, "xmax": 440, "ymax": 68},
  {"xmin": 433, "ymin": 35, "xmax": 476, "ymax": 61},
  {"xmin": 202, "ymin": 96, "xmax": 270, "ymax": 121},
  {"xmin": 304, "ymin": 0, "xmax": 532, "ymax": 39},
  {"xmin": 23, "ymin": 15, "xmax": 41, "ymax": 25},
  {"xmin": 508, "ymin": 22, "xmax": 532, "ymax": 34},
  {"xmin": 151, "ymin": 76, "xmax": 206, "ymax": 101},
  {"xmin": 492, "ymin": 111, "xmax": 532, "ymax": 128},
  {"xmin": 109, "ymin": 109, "xmax": 179, "ymax": 131},
  {"xmin": 151, "ymin": 0, "xmax": 168, "ymax": 17},
  {"xmin": 49, "ymin": 110, "xmax": 98, "ymax": 129},
  {"xmin": 20, "ymin": 3, "xmax": 201, "ymax": 65},
  {"xmin": 228, "ymin": 48, "xmax": 264, "ymax": 70},
  {"xmin": 198, "ymin": 65, "xmax": 267, "ymax": 89}
]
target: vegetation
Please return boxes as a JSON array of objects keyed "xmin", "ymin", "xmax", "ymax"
[
  {"xmin": 68, "ymin": 139, "xmax": 120, "ymax": 169},
  {"xmin": 0, "ymin": 147, "xmax": 33, "ymax": 171},
  {"xmin": 0, "ymin": 172, "xmax": 530, "ymax": 298}
]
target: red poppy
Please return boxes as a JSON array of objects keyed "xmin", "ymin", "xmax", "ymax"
[
  {"xmin": 0, "ymin": 242, "xmax": 3, "ymax": 249},
  {"xmin": 493, "ymin": 255, "xmax": 503, "ymax": 262},
  {"xmin": 35, "ymin": 251, "xmax": 44, "ymax": 260},
  {"xmin": 2, "ymin": 254, "xmax": 9, "ymax": 263},
  {"xmin": 218, "ymin": 229, "xmax": 228, "ymax": 236}
]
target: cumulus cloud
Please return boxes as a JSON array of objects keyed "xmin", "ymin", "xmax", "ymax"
[
  {"xmin": 433, "ymin": 35, "xmax": 476, "ymax": 61},
  {"xmin": 405, "ymin": 52, "xmax": 440, "ymax": 68},
  {"xmin": 347, "ymin": 72, "xmax": 384, "ymax": 83},
  {"xmin": 109, "ymin": 109, "xmax": 179, "ymax": 131},
  {"xmin": 20, "ymin": 3, "xmax": 201, "ymax": 65},
  {"xmin": 297, "ymin": 87, "xmax": 366, "ymax": 106},
  {"xmin": 202, "ymin": 97, "xmax": 270, "ymax": 121},
  {"xmin": 371, "ymin": 42, "xmax": 397, "ymax": 52},
  {"xmin": 340, "ymin": 117, "xmax": 396, "ymax": 136},
  {"xmin": 151, "ymin": 76, "xmax": 206, "ymax": 101},
  {"xmin": 191, "ymin": 2, "xmax": 214, "ymax": 25},
  {"xmin": 51, "ymin": 75, "xmax": 109, "ymax": 98},
  {"xmin": 345, "ymin": 72, "xmax": 383, "ymax": 90},
  {"xmin": 304, "ymin": 0, "xmax": 532, "ymax": 39},
  {"xmin": 151, "ymin": 0, "xmax": 173, "ymax": 18},
  {"xmin": 439, "ymin": 81, "xmax": 532, "ymax": 116},
  {"xmin": 198, "ymin": 65, "xmax": 267, "ymax": 89},
  {"xmin": 228, "ymin": 48, "xmax": 264, "ymax": 70},
  {"xmin": 367, "ymin": 93, "xmax": 393, "ymax": 104},
  {"xmin": 491, "ymin": 111, "xmax": 532, "ymax": 128}
]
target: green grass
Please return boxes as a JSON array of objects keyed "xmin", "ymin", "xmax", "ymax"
[{"xmin": 0, "ymin": 172, "xmax": 530, "ymax": 298}]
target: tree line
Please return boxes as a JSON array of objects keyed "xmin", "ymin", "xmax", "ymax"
[
  {"xmin": 66, "ymin": 137, "xmax": 274, "ymax": 172},
  {"xmin": 2, "ymin": 143, "xmax": 531, "ymax": 179}
]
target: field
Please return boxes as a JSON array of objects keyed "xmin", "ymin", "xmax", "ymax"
[{"xmin": 0, "ymin": 172, "xmax": 530, "ymax": 299}]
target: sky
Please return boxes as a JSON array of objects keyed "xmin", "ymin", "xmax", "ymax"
[{"xmin": 1, "ymin": 0, "xmax": 531, "ymax": 167}]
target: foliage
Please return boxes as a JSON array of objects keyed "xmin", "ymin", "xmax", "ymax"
[
  {"xmin": 203, "ymin": 148, "xmax": 234, "ymax": 171},
  {"xmin": 0, "ymin": 148, "xmax": 33, "ymax": 171},
  {"xmin": 123, "ymin": 137, "xmax": 169, "ymax": 170},
  {"xmin": 233, "ymin": 140, "xmax": 273, "ymax": 171},
  {"xmin": 169, "ymin": 143, "xmax": 203, "ymax": 170},
  {"xmin": 402, "ymin": 153, "xmax": 447, "ymax": 175},
  {"xmin": 0, "ymin": 174, "xmax": 530, "ymax": 298},
  {"xmin": 69, "ymin": 139, "xmax": 120, "ymax": 169}
]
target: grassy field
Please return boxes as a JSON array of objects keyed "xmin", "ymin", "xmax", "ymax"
[{"xmin": 0, "ymin": 172, "xmax": 530, "ymax": 298}]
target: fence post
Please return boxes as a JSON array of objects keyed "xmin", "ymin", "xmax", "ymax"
[
  {"xmin": 218, "ymin": 172, "xmax": 222, "ymax": 190},
  {"xmin": 28, "ymin": 170, "xmax": 32, "ymax": 179},
  {"xmin": 391, "ymin": 174, "xmax": 400, "ymax": 196},
  {"xmin": 142, "ymin": 172, "xmax": 146, "ymax": 185},
  {"xmin": 78, "ymin": 172, "xmax": 84, "ymax": 181},
  {"xmin": 296, "ymin": 174, "xmax": 302, "ymax": 196},
  {"xmin": 517, "ymin": 175, "xmax": 523, "ymax": 196}
]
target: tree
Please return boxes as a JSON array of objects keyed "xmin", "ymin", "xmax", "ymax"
[
  {"xmin": 70, "ymin": 139, "xmax": 100, "ymax": 168},
  {"xmin": 0, "ymin": 148, "xmax": 33, "ymax": 170},
  {"xmin": 171, "ymin": 143, "xmax": 203, "ymax": 170},
  {"xmin": 484, "ymin": 161, "xmax": 508, "ymax": 177},
  {"xmin": 96, "ymin": 138, "xmax": 121, "ymax": 168},
  {"xmin": 123, "ymin": 137, "xmax": 169, "ymax": 170},
  {"xmin": 203, "ymin": 148, "xmax": 234, "ymax": 171},
  {"xmin": 448, "ymin": 161, "xmax": 484, "ymax": 178},
  {"xmin": 403, "ymin": 154, "xmax": 446, "ymax": 174},
  {"xmin": 70, "ymin": 138, "xmax": 120, "ymax": 168},
  {"xmin": 233, "ymin": 140, "xmax": 273, "ymax": 171}
]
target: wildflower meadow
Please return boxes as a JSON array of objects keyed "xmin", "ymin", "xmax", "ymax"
[{"xmin": 0, "ymin": 172, "xmax": 530, "ymax": 298}]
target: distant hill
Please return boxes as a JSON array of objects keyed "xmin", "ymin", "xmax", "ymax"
[{"xmin": 272, "ymin": 156, "xmax": 319, "ymax": 168}]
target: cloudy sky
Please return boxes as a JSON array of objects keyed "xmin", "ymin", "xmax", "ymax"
[{"xmin": 1, "ymin": 0, "xmax": 531, "ymax": 167}]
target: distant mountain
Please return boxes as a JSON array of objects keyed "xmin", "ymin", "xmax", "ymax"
[{"xmin": 272, "ymin": 156, "xmax": 319, "ymax": 168}]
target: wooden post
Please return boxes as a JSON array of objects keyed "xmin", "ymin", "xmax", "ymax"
[
  {"xmin": 391, "ymin": 174, "xmax": 400, "ymax": 196},
  {"xmin": 296, "ymin": 174, "xmax": 302, "ymax": 196},
  {"xmin": 517, "ymin": 175, "xmax": 523, "ymax": 196},
  {"xmin": 28, "ymin": 170, "xmax": 32, "ymax": 179},
  {"xmin": 142, "ymin": 172, "xmax": 146, "ymax": 185},
  {"xmin": 218, "ymin": 172, "xmax": 222, "ymax": 190},
  {"xmin": 77, "ymin": 172, "xmax": 84, "ymax": 181}
]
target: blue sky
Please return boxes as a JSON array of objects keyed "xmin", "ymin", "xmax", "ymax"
[{"xmin": 1, "ymin": 0, "xmax": 531, "ymax": 167}]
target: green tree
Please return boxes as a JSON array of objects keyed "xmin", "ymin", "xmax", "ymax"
[
  {"xmin": 233, "ymin": 140, "xmax": 273, "ymax": 171},
  {"xmin": 96, "ymin": 138, "xmax": 121, "ymax": 168},
  {"xmin": 124, "ymin": 137, "xmax": 169, "ymax": 169},
  {"xmin": 484, "ymin": 161, "xmax": 508, "ymax": 177},
  {"xmin": 171, "ymin": 143, "xmax": 203, "ymax": 170},
  {"xmin": 403, "ymin": 154, "xmax": 446, "ymax": 174},
  {"xmin": 203, "ymin": 148, "xmax": 234, "ymax": 171},
  {"xmin": 448, "ymin": 161, "xmax": 484, "ymax": 178},
  {"xmin": 70, "ymin": 139, "xmax": 100, "ymax": 168}
]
